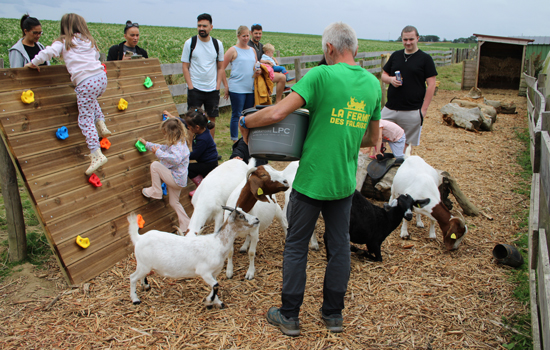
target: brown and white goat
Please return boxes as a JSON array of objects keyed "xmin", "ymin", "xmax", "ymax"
[
  {"xmin": 224, "ymin": 165, "xmax": 289, "ymax": 279},
  {"xmin": 390, "ymin": 156, "xmax": 467, "ymax": 250}
]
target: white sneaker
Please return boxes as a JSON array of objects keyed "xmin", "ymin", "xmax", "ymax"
[
  {"xmin": 96, "ymin": 120, "xmax": 112, "ymax": 138},
  {"xmin": 85, "ymin": 149, "xmax": 108, "ymax": 175}
]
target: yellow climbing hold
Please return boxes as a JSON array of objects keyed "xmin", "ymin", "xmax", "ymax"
[
  {"xmin": 76, "ymin": 235, "xmax": 90, "ymax": 248},
  {"xmin": 21, "ymin": 90, "xmax": 35, "ymax": 104},
  {"xmin": 118, "ymin": 98, "xmax": 128, "ymax": 110}
]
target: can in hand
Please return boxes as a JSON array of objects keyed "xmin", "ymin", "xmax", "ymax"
[{"xmin": 395, "ymin": 71, "xmax": 402, "ymax": 82}]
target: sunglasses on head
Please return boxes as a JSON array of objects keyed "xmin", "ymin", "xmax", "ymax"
[
  {"xmin": 252, "ymin": 23, "xmax": 261, "ymax": 26},
  {"xmin": 125, "ymin": 22, "xmax": 139, "ymax": 28}
]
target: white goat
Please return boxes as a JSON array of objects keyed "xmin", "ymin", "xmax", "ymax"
[
  {"xmin": 186, "ymin": 159, "xmax": 254, "ymax": 236},
  {"xmin": 390, "ymin": 156, "xmax": 467, "ymax": 250},
  {"xmin": 282, "ymin": 161, "xmax": 320, "ymax": 250},
  {"xmin": 127, "ymin": 209, "xmax": 260, "ymax": 308},
  {"xmin": 225, "ymin": 165, "xmax": 289, "ymax": 280}
]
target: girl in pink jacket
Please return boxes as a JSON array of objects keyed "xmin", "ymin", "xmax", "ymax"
[{"xmin": 25, "ymin": 13, "xmax": 111, "ymax": 176}]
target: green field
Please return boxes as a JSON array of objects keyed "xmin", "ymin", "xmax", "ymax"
[{"xmin": 1, "ymin": 17, "xmax": 458, "ymax": 65}]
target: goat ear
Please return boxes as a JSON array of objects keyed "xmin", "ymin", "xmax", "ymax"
[
  {"xmin": 249, "ymin": 175, "xmax": 269, "ymax": 202},
  {"xmin": 246, "ymin": 167, "xmax": 258, "ymax": 179},
  {"xmin": 386, "ymin": 199, "xmax": 398, "ymax": 209},
  {"xmin": 414, "ymin": 198, "xmax": 430, "ymax": 208},
  {"xmin": 222, "ymin": 205, "xmax": 235, "ymax": 212}
]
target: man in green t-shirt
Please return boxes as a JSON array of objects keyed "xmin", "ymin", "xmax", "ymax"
[{"xmin": 239, "ymin": 22, "xmax": 381, "ymax": 336}]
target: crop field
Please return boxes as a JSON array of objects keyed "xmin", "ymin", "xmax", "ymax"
[{"xmin": 1, "ymin": 17, "xmax": 456, "ymax": 65}]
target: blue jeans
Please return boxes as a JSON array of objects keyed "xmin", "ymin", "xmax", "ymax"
[{"xmin": 229, "ymin": 91, "xmax": 255, "ymax": 141}]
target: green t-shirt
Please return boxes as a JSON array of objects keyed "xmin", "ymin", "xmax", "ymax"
[{"xmin": 291, "ymin": 63, "xmax": 381, "ymax": 200}]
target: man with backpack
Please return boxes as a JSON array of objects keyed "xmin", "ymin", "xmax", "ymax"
[{"xmin": 181, "ymin": 13, "xmax": 226, "ymax": 139}]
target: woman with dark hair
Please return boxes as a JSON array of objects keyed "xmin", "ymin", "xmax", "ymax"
[
  {"xmin": 106, "ymin": 20, "xmax": 148, "ymax": 61},
  {"xmin": 9, "ymin": 14, "xmax": 50, "ymax": 68}
]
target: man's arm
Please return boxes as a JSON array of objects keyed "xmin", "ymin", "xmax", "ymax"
[
  {"xmin": 239, "ymin": 92, "xmax": 305, "ymax": 143},
  {"xmin": 182, "ymin": 62, "xmax": 193, "ymax": 91},
  {"xmin": 421, "ymin": 76, "xmax": 437, "ymax": 117},
  {"xmin": 360, "ymin": 120, "xmax": 380, "ymax": 148},
  {"xmin": 381, "ymin": 71, "xmax": 402, "ymax": 88},
  {"xmin": 216, "ymin": 60, "xmax": 225, "ymax": 90}
]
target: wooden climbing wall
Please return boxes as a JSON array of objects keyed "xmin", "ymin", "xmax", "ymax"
[{"xmin": 0, "ymin": 59, "xmax": 194, "ymax": 285}]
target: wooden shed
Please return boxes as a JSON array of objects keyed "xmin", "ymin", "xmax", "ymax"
[{"xmin": 472, "ymin": 34, "xmax": 533, "ymax": 90}]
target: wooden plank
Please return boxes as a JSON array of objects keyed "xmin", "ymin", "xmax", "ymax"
[
  {"xmin": 537, "ymin": 228, "xmax": 550, "ymax": 350},
  {"xmin": 530, "ymin": 106, "xmax": 542, "ymax": 173},
  {"xmin": 530, "ymin": 267, "xmax": 542, "ymax": 350},
  {"xmin": 542, "ymin": 111, "xmax": 550, "ymax": 133},
  {"xmin": 530, "ymin": 173, "xmax": 540, "ymax": 270},
  {"xmin": 168, "ymin": 83, "xmax": 188, "ymax": 97},
  {"xmin": 161, "ymin": 62, "xmax": 183, "ymax": 75},
  {"xmin": 541, "ymin": 132, "xmax": 550, "ymax": 222}
]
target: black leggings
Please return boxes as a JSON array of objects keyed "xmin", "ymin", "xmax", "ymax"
[{"xmin": 188, "ymin": 160, "xmax": 218, "ymax": 179}]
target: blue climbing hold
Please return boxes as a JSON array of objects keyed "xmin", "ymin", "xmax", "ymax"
[
  {"xmin": 56, "ymin": 126, "xmax": 69, "ymax": 140},
  {"xmin": 161, "ymin": 182, "xmax": 167, "ymax": 196}
]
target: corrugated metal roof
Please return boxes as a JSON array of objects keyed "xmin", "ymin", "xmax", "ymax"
[{"xmin": 513, "ymin": 36, "xmax": 550, "ymax": 45}]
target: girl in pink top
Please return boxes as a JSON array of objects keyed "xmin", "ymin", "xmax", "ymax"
[
  {"xmin": 25, "ymin": 13, "xmax": 111, "ymax": 176},
  {"xmin": 370, "ymin": 119, "xmax": 406, "ymax": 159}
]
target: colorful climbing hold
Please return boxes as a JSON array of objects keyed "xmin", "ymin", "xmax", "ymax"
[
  {"xmin": 76, "ymin": 235, "xmax": 90, "ymax": 248},
  {"xmin": 162, "ymin": 182, "xmax": 167, "ymax": 196},
  {"xmin": 88, "ymin": 173, "xmax": 102, "ymax": 187},
  {"xmin": 56, "ymin": 126, "xmax": 69, "ymax": 140},
  {"xmin": 137, "ymin": 214, "xmax": 145, "ymax": 229},
  {"xmin": 100, "ymin": 138, "xmax": 111, "ymax": 150},
  {"xmin": 21, "ymin": 90, "xmax": 34, "ymax": 104},
  {"xmin": 118, "ymin": 98, "xmax": 128, "ymax": 110},
  {"xmin": 135, "ymin": 140, "xmax": 147, "ymax": 152},
  {"xmin": 143, "ymin": 76, "xmax": 153, "ymax": 88}
]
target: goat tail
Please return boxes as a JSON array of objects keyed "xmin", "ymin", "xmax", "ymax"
[
  {"xmin": 127, "ymin": 213, "xmax": 140, "ymax": 246},
  {"xmin": 404, "ymin": 145, "xmax": 412, "ymax": 159}
]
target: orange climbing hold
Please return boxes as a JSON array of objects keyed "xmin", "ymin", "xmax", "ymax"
[
  {"xmin": 137, "ymin": 214, "xmax": 145, "ymax": 228},
  {"xmin": 100, "ymin": 138, "xmax": 111, "ymax": 150}
]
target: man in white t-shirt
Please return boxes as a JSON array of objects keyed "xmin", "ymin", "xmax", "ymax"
[{"xmin": 181, "ymin": 13, "xmax": 226, "ymax": 138}]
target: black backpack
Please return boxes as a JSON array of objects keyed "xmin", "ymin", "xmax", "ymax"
[{"xmin": 189, "ymin": 35, "xmax": 220, "ymax": 61}]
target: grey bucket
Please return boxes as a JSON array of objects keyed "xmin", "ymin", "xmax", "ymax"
[{"xmin": 244, "ymin": 106, "xmax": 309, "ymax": 161}]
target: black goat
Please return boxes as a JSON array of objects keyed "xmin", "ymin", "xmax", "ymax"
[{"xmin": 349, "ymin": 190, "xmax": 430, "ymax": 261}]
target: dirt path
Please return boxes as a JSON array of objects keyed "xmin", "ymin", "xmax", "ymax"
[{"xmin": 0, "ymin": 89, "xmax": 529, "ymax": 349}]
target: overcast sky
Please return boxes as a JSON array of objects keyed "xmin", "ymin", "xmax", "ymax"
[{"xmin": 1, "ymin": 0, "xmax": 549, "ymax": 41}]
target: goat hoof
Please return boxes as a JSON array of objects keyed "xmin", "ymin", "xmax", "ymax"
[
  {"xmin": 220, "ymin": 303, "xmax": 226, "ymax": 309},
  {"xmin": 143, "ymin": 285, "xmax": 151, "ymax": 291},
  {"xmin": 239, "ymin": 249, "xmax": 247, "ymax": 254},
  {"xmin": 206, "ymin": 305, "xmax": 213, "ymax": 310},
  {"xmin": 133, "ymin": 300, "xmax": 141, "ymax": 305}
]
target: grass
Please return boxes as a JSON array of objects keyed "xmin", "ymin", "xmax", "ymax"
[
  {"xmin": 0, "ymin": 184, "xmax": 51, "ymax": 281},
  {"xmin": 500, "ymin": 127, "xmax": 533, "ymax": 350},
  {"xmin": 436, "ymin": 62, "xmax": 464, "ymax": 91}
]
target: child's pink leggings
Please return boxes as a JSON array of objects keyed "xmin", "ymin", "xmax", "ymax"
[{"xmin": 75, "ymin": 72, "xmax": 108, "ymax": 151}]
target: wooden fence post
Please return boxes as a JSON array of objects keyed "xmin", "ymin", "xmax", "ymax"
[
  {"xmin": 380, "ymin": 54, "xmax": 387, "ymax": 108},
  {"xmin": 0, "ymin": 136, "xmax": 27, "ymax": 262},
  {"xmin": 301, "ymin": 52, "xmax": 306, "ymax": 69},
  {"xmin": 0, "ymin": 57, "xmax": 28, "ymax": 262},
  {"xmin": 294, "ymin": 58, "xmax": 302, "ymax": 82}
]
